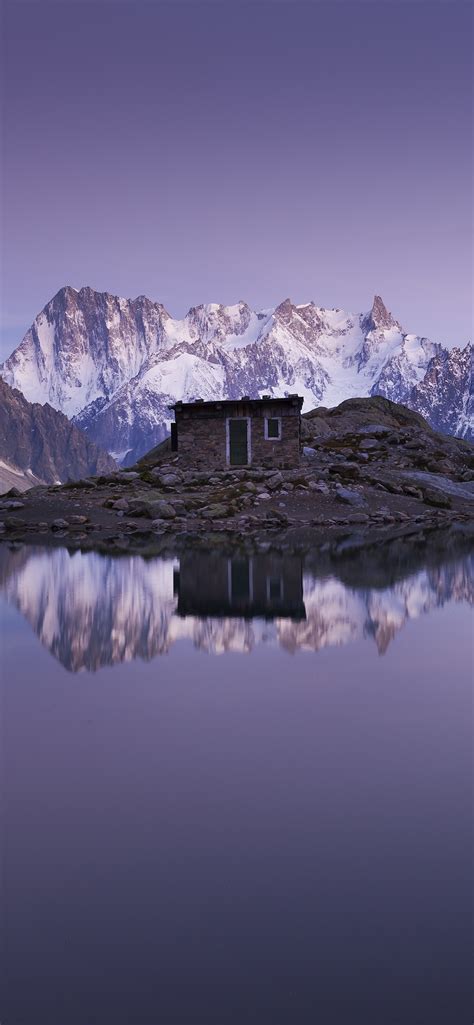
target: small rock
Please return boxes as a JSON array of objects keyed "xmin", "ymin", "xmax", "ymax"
[
  {"xmin": 422, "ymin": 487, "xmax": 451, "ymax": 509},
  {"xmin": 156, "ymin": 472, "xmax": 183, "ymax": 487},
  {"xmin": 308, "ymin": 481, "xmax": 329, "ymax": 494},
  {"xmin": 67, "ymin": 515, "xmax": 89, "ymax": 525},
  {"xmin": 52, "ymin": 518, "xmax": 69, "ymax": 530},
  {"xmin": 4, "ymin": 516, "xmax": 26, "ymax": 529},
  {"xmin": 266, "ymin": 474, "xmax": 284, "ymax": 491},
  {"xmin": 268, "ymin": 509, "xmax": 288, "ymax": 524},
  {"xmin": 201, "ymin": 503, "xmax": 230, "ymax": 519},
  {"xmin": 357, "ymin": 424, "xmax": 391, "ymax": 437},
  {"xmin": 169, "ymin": 500, "xmax": 186, "ymax": 516},
  {"xmin": 329, "ymin": 462, "xmax": 360, "ymax": 479},
  {"xmin": 335, "ymin": 486, "xmax": 366, "ymax": 508},
  {"xmin": 404, "ymin": 485, "xmax": 423, "ymax": 499},
  {"xmin": 150, "ymin": 519, "xmax": 166, "ymax": 530},
  {"xmin": 127, "ymin": 499, "xmax": 150, "ymax": 517},
  {"xmin": 147, "ymin": 500, "xmax": 177, "ymax": 519},
  {"xmin": 0, "ymin": 500, "xmax": 25, "ymax": 510},
  {"xmin": 112, "ymin": 498, "xmax": 130, "ymax": 511},
  {"xmin": 382, "ymin": 481, "xmax": 402, "ymax": 495}
]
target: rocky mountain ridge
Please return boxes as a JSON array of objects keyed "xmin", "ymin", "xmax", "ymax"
[
  {"xmin": 1, "ymin": 285, "xmax": 472, "ymax": 465},
  {"xmin": 0, "ymin": 378, "xmax": 116, "ymax": 492}
]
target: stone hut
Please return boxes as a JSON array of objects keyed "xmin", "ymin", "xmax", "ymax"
[{"xmin": 169, "ymin": 395, "xmax": 303, "ymax": 469}]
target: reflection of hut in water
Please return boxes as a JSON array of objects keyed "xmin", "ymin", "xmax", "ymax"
[{"xmin": 174, "ymin": 552, "xmax": 306, "ymax": 620}]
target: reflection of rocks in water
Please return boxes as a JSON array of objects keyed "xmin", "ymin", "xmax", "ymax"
[
  {"xmin": 0, "ymin": 537, "xmax": 472, "ymax": 671},
  {"xmin": 283, "ymin": 558, "xmax": 473, "ymax": 656}
]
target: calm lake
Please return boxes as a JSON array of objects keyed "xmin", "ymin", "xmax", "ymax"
[{"xmin": 0, "ymin": 537, "xmax": 472, "ymax": 1024}]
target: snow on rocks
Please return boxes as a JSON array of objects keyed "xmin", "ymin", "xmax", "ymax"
[{"xmin": 1, "ymin": 286, "xmax": 471, "ymax": 466}]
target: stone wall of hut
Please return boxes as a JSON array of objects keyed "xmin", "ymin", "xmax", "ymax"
[{"xmin": 174, "ymin": 405, "xmax": 301, "ymax": 469}]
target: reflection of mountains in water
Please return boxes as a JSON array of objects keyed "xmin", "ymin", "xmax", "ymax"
[{"xmin": 0, "ymin": 537, "xmax": 472, "ymax": 672}]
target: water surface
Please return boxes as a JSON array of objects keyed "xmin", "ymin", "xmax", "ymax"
[{"xmin": 0, "ymin": 539, "xmax": 472, "ymax": 1024}]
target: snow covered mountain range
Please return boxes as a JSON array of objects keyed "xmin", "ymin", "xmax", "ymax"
[
  {"xmin": 0, "ymin": 546, "xmax": 471, "ymax": 671},
  {"xmin": 1, "ymin": 285, "xmax": 472, "ymax": 465}
]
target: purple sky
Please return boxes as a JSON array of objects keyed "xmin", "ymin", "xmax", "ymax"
[{"xmin": 1, "ymin": 0, "xmax": 472, "ymax": 360}]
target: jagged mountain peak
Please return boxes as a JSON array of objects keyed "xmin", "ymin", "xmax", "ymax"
[
  {"xmin": 275, "ymin": 297, "xmax": 293, "ymax": 314},
  {"xmin": 52, "ymin": 283, "xmax": 170, "ymax": 316},
  {"xmin": 366, "ymin": 294, "xmax": 400, "ymax": 332},
  {"xmin": 58, "ymin": 283, "xmax": 79, "ymax": 297}
]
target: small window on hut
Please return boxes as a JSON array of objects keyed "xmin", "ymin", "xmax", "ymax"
[{"xmin": 265, "ymin": 417, "xmax": 281, "ymax": 440}]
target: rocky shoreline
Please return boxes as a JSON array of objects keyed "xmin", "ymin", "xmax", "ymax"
[
  {"xmin": 1, "ymin": 461, "xmax": 473, "ymax": 562},
  {"xmin": 1, "ymin": 399, "xmax": 473, "ymax": 558}
]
